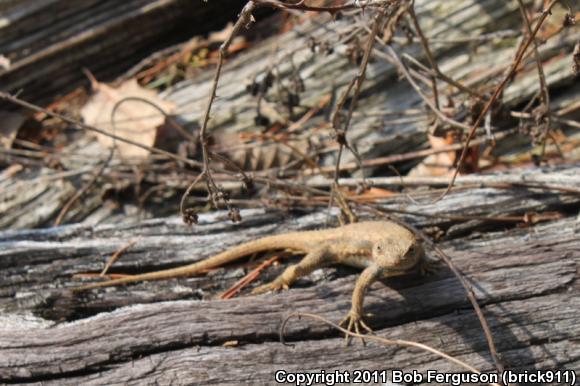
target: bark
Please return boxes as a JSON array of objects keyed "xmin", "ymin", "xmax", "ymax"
[
  {"xmin": 0, "ymin": 0, "xmax": 249, "ymax": 104},
  {"xmin": 0, "ymin": 0, "xmax": 577, "ymax": 229},
  {"xmin": 1, "ymin": 165, "xmax": 579, "ymax": 383},
  {"xmin": 0, "ymin": 2, "xmax": 579, "ymax": 383}
]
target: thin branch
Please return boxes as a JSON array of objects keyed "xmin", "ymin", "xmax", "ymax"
[
  {"xmin": 515, "ymin": 0, "xmax": 552, "ymax": 160},
  {"xmin": 100, "ymin": 239, "xmax": 140, "ymax": 276},
  {"xmin": 112, "ymin": 96, "xmax": 196, "ymax": 143},
  {"xmin": 53, "ymin": 150, "xmax": 114, "ymax": 226},
  {"xmin": 402, "ymin": 52, "xmax": 485, "ymax": 99},
  {"xmin": 433, "ymin": 0, "xmax": 560, "ymax": 202},
  {"xmin": 408, "ymin": 3, "xmax": 440, "ymax": 109},
  {"xmin": 0, "ymin": 91, "xmax": 203, "ymax": 169},
  {"xmin": 280, "ymin": 312, "xmax": 501, "ymax": 386},
  {"xmin": 327, "ymin": 7, "xmax": 386, "ymax": 220},
  {"xmin": 377, "ymin": 48, "xmax": 473, "ymax": 132},
  {"xmin": 253, "ymin": 0, "xmax": 389, "ymax": 13},
  {"xmin": 320, "ymin": 129, "xmax": 513, "ymax": 174},
  {"xmin": 200, "ymin": 3, "xmax": 256, "ymax": 173}
]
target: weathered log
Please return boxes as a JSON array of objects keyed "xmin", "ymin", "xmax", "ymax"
[
  {"xmin": 1, "ymin": 0, "xmax": 578, "ymax": 230},
  {"xmin": 1, "ymin": 2, "xmax": 579, "ymax": 384},
  {"xmin": 1, "ymin": 165, "xmax": 578, "ymax": 303},
  {"xmin": 0, "ymin": 0, "xmax": 249, "ymax": 105},
  {"xmin": 5, "ymin": 294, "xmax": 577, "ymax": 384},
  {"xmin": 164, "ymin": 0, "xmax": 578, "ymax": 158},
  {"xmin": 0, "ymin": 164, "xmax": 579, "ymax": 383}
]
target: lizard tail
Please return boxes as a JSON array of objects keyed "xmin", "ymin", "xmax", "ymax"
[
  {"xmin": 72, "ymin": 232, "xmax": 310, "ymax": 291},
  {"xmin": 72, "ymin": 263, "xmax": 211, "ymax": 291}
]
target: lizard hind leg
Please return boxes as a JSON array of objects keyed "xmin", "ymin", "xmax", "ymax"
[{"xmin": 251, "ymin": 248, "xmax": 330, "ymax": 295}]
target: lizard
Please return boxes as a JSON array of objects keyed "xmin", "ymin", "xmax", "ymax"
[{"xmin": 73, "ymin": 221, "xmax": 430, "ymax": 341}]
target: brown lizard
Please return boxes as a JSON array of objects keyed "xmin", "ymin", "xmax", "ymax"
[{"xmin": 73, "ymin": 221, "xmax": 428, "ymax": 340}]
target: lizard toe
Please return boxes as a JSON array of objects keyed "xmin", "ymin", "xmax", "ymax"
[
  {"xmin": 339, "ymin": 310, "xmax": 373, "ymax": 346},
  {"xmin": 251, "ymin": 279, "xmax": 289, "ymax": 295},
  {"xmin": 251, "ymin": 283, "xmax": 276, "ymax": 295},
  {"xmin": 251, "ymin": 284, "xmax": 269, "ymax": 295}
]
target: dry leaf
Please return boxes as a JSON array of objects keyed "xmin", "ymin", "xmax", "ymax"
[
  {"xmin": 410, "ymin": 132, "xmax": 481, "ymax": 177},
  {"xmin": 409, "ymin": 134, "xmax": 457, "ymax": 178},
  {"xmin": 346, "ymin": 187, "xmax": 396, "ymax": 202},
  {"xmin": 0, "ymin": 55, "xmax": 10, "ymax": 71},
  {"xmin": 0, "ymin": 111, "xmax": 27, "ymax": 149},
  {"xmin": 81, "ymin": 78, "xmax": 175, "ymax": 160}
]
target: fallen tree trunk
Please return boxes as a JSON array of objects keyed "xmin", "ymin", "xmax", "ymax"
[
  {"xmin": 0, "ymin": 3, "xmax": 579, "ymax": 383},
  {"xmin": 0, "ymin": 165, "xmax": 578, "ymax": 383},
  {"xmin": 0, "ymin": 0, "xmax": 577, "ymax": 230},
  {"xmin": 0, "ymin": 0, "xmax": 248, "ymax": 104}
]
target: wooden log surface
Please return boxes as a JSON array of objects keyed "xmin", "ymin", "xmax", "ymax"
[
  {"xmin": 1, "ymin": 164, "xmax": 579, "ymax": 384},
  {"xmin": 0, "ymin": 0, "xmax": 578, "ymax": 230},
  {"xmin": 0, "ymin": 0, "xmax": 249, "ymax": 104},
  {"xmin": 0, "ymin": 1, "xmax": 579, "ymax": 384},
  {"xmin": 164, "ymin": 0, "xmax": 577, "ymax": 143}
]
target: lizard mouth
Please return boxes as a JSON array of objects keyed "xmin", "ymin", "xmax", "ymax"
[{"xmin": 398, "ymin": 253, "xmax": 424, "ymax": 271}]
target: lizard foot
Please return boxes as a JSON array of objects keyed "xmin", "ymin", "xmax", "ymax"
[
  {"xmin": 251, "ymin": 279, "xmax": 290, "ymax": 295},
  {"xmin": 339, "ymin": 310, "xmax": 374, "ymax": 346},
  {"xmin": 420, "ymin": 258, "xmax": 441, "ymax": 276}
]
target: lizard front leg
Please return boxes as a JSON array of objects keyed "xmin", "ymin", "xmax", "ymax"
[
  {"xmin": 339, "ymin": 264, "xmax": 381, "ymax": 345},
  {"xmin": 252, "ymin": 248, "xmax": 329, "ymax": 294}
]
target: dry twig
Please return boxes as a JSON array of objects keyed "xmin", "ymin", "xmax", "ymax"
[
  {"xmin": 433, "ymin": 0, "xmax": 561, "ymax": 202},
  {"xmin": 281, "ymin": 312, "xmax": 502, "ymax": 386}
]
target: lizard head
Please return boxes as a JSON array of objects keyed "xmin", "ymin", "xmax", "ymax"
[{"xmin": 372, "ymin": 237, "xmax": 424, "ymax": 271}]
